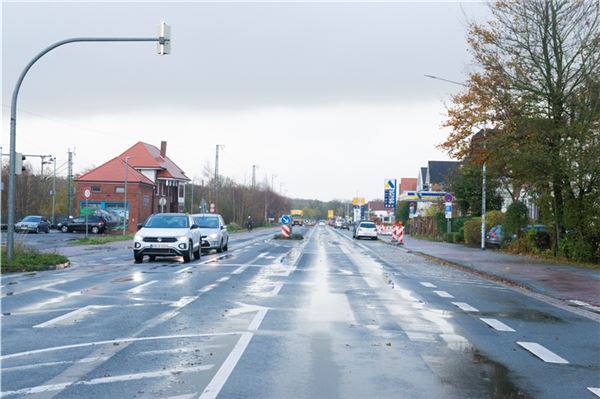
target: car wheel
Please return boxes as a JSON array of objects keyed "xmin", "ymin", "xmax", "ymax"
[
  {"xmin": 223, "ymin": 240, "xmax": 228, "ymax": 252},
  {"xmin": 193, "ymin": 246, "xmax": 201, "ymax": 260},
  {"xmin": 61, "ymin": 226, "xmax": 69, "ymax": 233},
  {"xmin": 134, "ymin": 252, "xmax": 144, "ymax": 263},
  {"xmin": 45, "ymin": 227, "xmax": 50, "ymax": 233},
  {"xmin": 183, "ymin": 241, "xmax": 193, "ymax": 263},
  {"xmin": 216, "ymin": 239, "xmax": 223, "ymax": 253},
  {"xmin": 36, "ymin": 227, "xmax": 40, "ymax": 234},
  {"xmin": 91, "ymin": 226, "xmax": 99, "ymax": 234}
]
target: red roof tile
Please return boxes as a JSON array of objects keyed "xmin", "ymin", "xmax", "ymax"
[
  {"xmin": 75, "ymin": 157, "xmax": 155, "ymax": 185},
  {"xmin": 400, "ymin": 178, "xmax": 417, "ymax": 192},
  {"xmin": 118, "ymin": 142, "xmax": 189, "ymax": 181}
]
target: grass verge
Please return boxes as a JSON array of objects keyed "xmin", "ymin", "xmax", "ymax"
[
  {"xmin": 72, "ymin": 234, "xmax": 134, "ymax": 245},
  {"xmin": 1, "ymin": 247, "xmax": 69, "ymax": 273}
]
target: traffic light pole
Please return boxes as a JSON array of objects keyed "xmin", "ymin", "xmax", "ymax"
[{"xmin": 6, "ymin": 34, "xmax": 169, "ymax": 260}]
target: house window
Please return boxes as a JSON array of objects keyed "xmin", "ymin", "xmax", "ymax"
[
  {"xmin": 115, "ymin": 187, "xmax": 125, "ymax": 194},
  {"xmin": 178, "ymin": 184, "xmax": 185, "ymax": 198},
  {"xmin": 91, "ymin": 186, "xmax": 101, "ymax": 193}
]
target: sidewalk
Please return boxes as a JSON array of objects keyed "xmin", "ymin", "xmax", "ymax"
[{"xmin": 379, "ymin": 234, "xmax": 600, "ymax": 310}]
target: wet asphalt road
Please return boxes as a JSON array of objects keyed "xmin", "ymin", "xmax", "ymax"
[{"xmin": 1, "ymin": 226, "xmax": 599, "ymax": 398}]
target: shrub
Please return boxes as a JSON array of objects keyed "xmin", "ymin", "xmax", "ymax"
[
  {"xmin": 453, "ymin": 231, "xmax": 464, "ymax": 243},
  {"xmin": 435, "ymin": 212, "xmax": 447, "ymax": 236},
  {"xmin": 503, "ymin": 201, "xmax": 528, "ymax": 240},
  {"xmin": 526, "ymin": 230, "xmax": 551, "ymax": 253},
  {"xmin": 444, "ymin": 232, "xmax": 454, "ymax": 243},
  {"xmin": 463, "ymin": 218, "xmax": 482, "ymax": 246},
  {"xmin": 486, "ymin": 210, "xmax": 505, "ymax": 229},
  {"xmin": 560, "ymin": 236, "xmax": 595, "ymax": 262}
]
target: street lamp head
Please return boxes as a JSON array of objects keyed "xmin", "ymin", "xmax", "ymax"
[{"xmin": 158, "ymin": 22, "xmax": 171, "ymax": 55}]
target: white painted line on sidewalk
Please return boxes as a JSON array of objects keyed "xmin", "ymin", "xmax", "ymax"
[
  {"xmin": 420, "ymin": 282, "xmax": 437, "ymax": 288},
  {"xmin": 516, "ymin": 342, "xmax": 569, "ymax": 364},
  {"xmin": 588, "ymin": 387, "xmax": 600, "ymax": 397},
  {"xmin": 434, "ymin": 290, "xmax": 454, "ymax": 298},
  {"xmin": 176, "ymin": 266, "xmax": 193, "ymax": 274},
  {"xmin": 0, "ymin": 332, "xmax": 238, "ymax": 360},
  {"xmin": 33, "ymin": 306, "xmax": 96, "ymax": 328},
  {"xmin": 1, "ymin": 365, "xmax": 214, "ymax": 396},
  {"xmin": 480, "ymin": 318, "xmax": 515, "ymax": 332},
  {"xmin": 200, "ymin": 308, "xmax": 268, "ymax": 399},
  {"xmin": 451, "ymin": 302, "xmax": 479, "ymax": 312},
  {"xmin": 127, "ymin": 280, "xmax": 157, "ymax": 294}
]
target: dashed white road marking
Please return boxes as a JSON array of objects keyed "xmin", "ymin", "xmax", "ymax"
[
  {"xmin": 231, "ymin": 265, "xmax": 248, "ymax": 275},
  {"xmin": 256, "ymin": 251, "xmax": 269, "ymax": 258},
  {"xmin": 176, "ymin": 266, "xmax": 193, "ymax": 274},
  {"xmin": 0, "ymin": 332, "xmax": 238, "ymax": 360},
  {"xmin": 198, "ymin": 283, "xmax": 218, "ymax": 294},
  {"xmin": 33, "ymin": 306, "xmax": 99, "ymax": 328},
  {"xmin": 0, "ymin": 365, "xmax": 214, "ymax": 397},
  {"xmin": 516, "ymin": 341, "xmax": 569, "ymax": 364},
  {"xmin": 433, "ymin": 290, "xmax": 454, "ymax": 298},
  {"xmin": 480, "ymin": 318, "xmax": 515, "ymax": 332},
  {"xmin": 127, "ymin": 280, "xmax": 157, "ymax": 294},
  {"xmin": 139, "ymin": 345, "xmax": 226, "ymax": 356},
  {"xmin": 216, "ymin": 276, "xmax": 230, "ymax": 283},
  {"xmin": 1, "ymin": 356, "xmax": 111, "ymax": 372},
  {"xmin": 170, "ymin": 296, "xmax": 198, "ymax": 308},
  {"xmin": 588, "ymin": 387, "xmax": 600, "ymax": 397},
  {"xmin": 2, "ymin": 279, "xmax": 69, "ymax": 297},
  {"xmin": 451, "ymin": 302, "xmax": 479, "ymax": 312},
  {"xmin": 420, "ymin": 282, "xmax": 437, "ymax": 288},
  {"xmin": 266, "ymin": 283, "xmax": 284, "ymax": 297}
]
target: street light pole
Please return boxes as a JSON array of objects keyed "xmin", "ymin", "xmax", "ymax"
[
  {"xmin": 424, "ymin": 74, "xmax": 488, "ymax": 250},
  {"xmin": 5, "ymin": 26, "xmax": 171, "ymax": 260},
  {"xmin": 51, "ymin": 157, "xmax": 57, "ymax": 227},
  {"xmin": 214, "ymin": 144, "xmax": 224, "ymax": 210},
  {"xmin": 123, "ymin": 156, "xmax": 133, "ymax": 235}
]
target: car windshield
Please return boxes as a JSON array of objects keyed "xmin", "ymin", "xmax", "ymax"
[
  {"xmin": 22, "ymin": 216, "xmax": 40, "ymax": 222},
  {"xmin": 145, "ymin": 215, "xmax": 189, "ymax": 229},
  {"xmin": 194, "ymin": 216, "xmax": 219, "ymax": 229},
  {"xmin": 360, "ymin": 222, "xmax": 376, "ymax": 228}
]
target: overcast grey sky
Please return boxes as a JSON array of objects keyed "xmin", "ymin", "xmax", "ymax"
[{"xmin": 2, "ymin": 1, "xmax": 490, "ymax": 201}]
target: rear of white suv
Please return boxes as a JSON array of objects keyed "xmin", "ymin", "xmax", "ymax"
[
  {"xmin": 133, "ymin": 213, "xmax": 201, "ymax": 263},
  {"xmin": 353, "ymin": 221, "xmax": 378, "ymax": 240}
]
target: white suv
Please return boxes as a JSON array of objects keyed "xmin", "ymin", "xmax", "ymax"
[{"xmin": 133, "ymin": 213, "xmax": 202, "ymax": 263}]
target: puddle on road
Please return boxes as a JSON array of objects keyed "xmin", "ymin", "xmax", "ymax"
[
  {"xmin": 478, "ymin": 309, "xmax": 561, "ymax": 322},
  {"xmin": 471, "ymin": 349, "xmax": 533, "ymax": 398}
]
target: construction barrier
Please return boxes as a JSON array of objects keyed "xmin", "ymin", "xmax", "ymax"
[
  {"xmin": 377, "ymin": 225, "xmax": 393, "ymax": 236},
  {"xmin": 281, "ymin": 224, "xmax": 291, "ymax": 238}
]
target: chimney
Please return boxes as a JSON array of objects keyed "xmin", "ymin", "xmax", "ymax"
[{"xmin": 160, "ymin": 141, "xmax": 167, "ymax": 158}]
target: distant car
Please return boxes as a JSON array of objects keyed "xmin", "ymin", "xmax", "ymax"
[
  {"xmin": 485, "ymin": 225, "xmax": 503, "ymax": 247},
  {"xmin": 14, "ymin": 215, "xmax": 50, "ymax": 234},
  {"xmin": 133, "ymin": 213, "xmax": 202, "ymax": 263},
  {"xmin": 353, "ymin": 221, "xmax": 378, "ymax": 240},
  {"xmin": 340, "ymin": 221, "xmax": 351, "ymax": 230},
  {"xmin": 192, "ymin": 213, "xmax": 229, "ymax": 253},
  {"xmin": 318, "ymin": 220, "xmax": 326, "ymax": 226},
  {"xmin": 61, "ymin": 215, "xmax": 107, "ymax": 234}
]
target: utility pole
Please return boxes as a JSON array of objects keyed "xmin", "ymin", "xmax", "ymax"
[
  {"xmin": 123, "ymin": 156, "xmax": 133, "ymax": 235},
  {"xmin": 190, "ymin": 181, "xmax": 195, "ymax": 213},
  {"xmin": 214, "ymin": 144, "xmax": 224, "ymax": 210},
  {"xmin": 67, "ymin": 150, "xmax": 74, "ymax": 217},
  {"xmin": 51, "ymin": 157, "xmax": 57, "ymax": 227},
  {"xmin": 252, "ymin": 164, "xmax": 258, "ymax": 189}
]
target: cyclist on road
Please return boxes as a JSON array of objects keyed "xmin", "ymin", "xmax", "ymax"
[{"xmin": 246, "ymin": 216, "xmax": 253, "ymax": 232}]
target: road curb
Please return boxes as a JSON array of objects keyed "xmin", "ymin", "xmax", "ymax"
[{"xmin": 48, "ymin": 261, "xmax": 71, "ymax": 270}]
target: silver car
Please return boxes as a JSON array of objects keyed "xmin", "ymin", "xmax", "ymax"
[
  {"xmin": 14, "ymin": 215, "xmax": 50, "ymax": 234},
  {"xmin": 192, "ymin": 213, "xmax": 229, "ymax": 253}
]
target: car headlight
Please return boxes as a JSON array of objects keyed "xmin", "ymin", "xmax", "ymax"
[
  {"xmin": 134, "ymin": 234, "xmax": 142, "ymax": 241},
  {"xmin": 209, "ymin": 233, "xmax": 218, "ymax": 239},
  {"xmin": 179, "ymin": 236, "xmax": 188, "ymax": 242}
]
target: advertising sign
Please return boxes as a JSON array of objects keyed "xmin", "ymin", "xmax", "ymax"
[{"xmin": 384, "ymin": 179, "xmax": 397, "ymax": 208}]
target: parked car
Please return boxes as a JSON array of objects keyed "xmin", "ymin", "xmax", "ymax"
[
  {"xmin": 486, "ymin": 224, "xmax": 549, "ymax": 248},
  {"xmin": 353, "ymin": 221, "xmax": 378, "ymax": 240},
  {"xmin": 61, "ymin": 215, "xmax": 108, "ymax": 234},
  {"xmin": 192, "ymin": 213, "xmax": 229, "ymax": 253},
  {"xmin": 133, "ymin": 213, "xmax": 202, "ymax": 263},
  {"xmin": 14, "ymin": 215, "xmax": 50, "ymax": 233}
]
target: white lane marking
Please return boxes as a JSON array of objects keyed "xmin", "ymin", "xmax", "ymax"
[
  {"xmin": 232, "ymin": 265, "xmax": 248, "ymax": 275},
  {"xmin": 256, "ymin": 251, "xmax": 269, "ymax": 258},
  {"xmin": 200, "ymin": 309, "xmax": 268, "ymax": 399},
  {"xmin": 420, "ymin": 282, "xmax": 437, "ymax": 288},
  {"xmin": 170, "ymin": 296, "xmax": 198, "ymax": 308},
  {"xmin": 2, "ymin": 279, "xmax": 69, "ymax": 297},
  {"xmin": 588, "ymin": 388, "xmax": 600, "ymax": 397},
  {"xmin": 198, "ymin": 284, "xmax": 218, "ymax": 294},
  {"xmin": 1, "ymin": 356, "xmax": 111, "ymax": 372},
  {"xmin": 451, "ymin": 302, "xmax": 479, "ymax": 312},
  {"xmin": 164, "ymin": 394, "xmax": 198, "ymax": 399},
  {"xmin": 434, "ymin": 290, "xmax": 454, "ymax": 298},
  {"xmin": 405, "ymin": 331, "xmax": 436, "ymax": 342},
  {"xmin": 1, "ymin": 365, "xmax": 213, "ymax": 396},
  {"xmin": 568, "ymin": 300, "xmax": 600, "ymax": 313},
  {"xmin": 268, "ymin": 283, "xmax": 284, "ymax": 297},
  {"xmin": 0, "ymin": 332, "xmax": 238, "ymax": 361},
  {"xmin": 127, "ymin": 280, "xmax": 157, "ymax": 294},
  {"xmin": 33, "ymin": 306, "xmax": 97, "ymax": 328},
  {"xmin": 516, "ymin": 342, "xmax": 569, "ymax": 364},
  {"xmin": 216, "ymin": 276, "xmax": 230, "ymax": 283},
  {"xmin": 176, "ymin": 266, "xmax": 193, "ymax": 274},
  {"xmin": 17, "ymin": 291, "xmax": 82, "ymax": 312},
  {"xmin": 480, "ymin": 318, "xmax": 515, "ymax": 332},
  {"xmin": 338, "ymin": 269, "xmax": 353, "ymax": 275},
  {"xmin": 139, "ymin": 345, "xmax": 226, "ymax": 356}
]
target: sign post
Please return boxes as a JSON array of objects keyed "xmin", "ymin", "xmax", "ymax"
[
  {"xmin": 280, "ymin": 214, "xmax": 292, "ymax": 238},
  {"xmin": 159, "ymin": 197, "xmax": 167, "ymax": 213},
  {"xmin": 384, "ymin": 179, "xmax": 397, "ymax": 221},
  {"xmin": 84, "ymin": 188, "xmax": 91, "ymax": 238}
]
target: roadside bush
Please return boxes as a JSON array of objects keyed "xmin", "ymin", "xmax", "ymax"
[
  {"xmin": 560, "ymin": 236, "xmax": 596, "ymax": 262},
  {"xmin": 2, "ymin": 246, "xmax": 69, "ymax": 273},
  {"xmin": 444, "ymin": 232, "xmax": 454, "ymax": 243},
  {"xmin": 503, "ymin": 202, "xmax": 528, "ymax": 241},
  {"xmin": 450, "ymin": 216, "xmax": 470, "ymax": 233},
  {"xmin": 463, "ymin": 218, "xmax": 481, "ymax": 245},
  {"xmin": 435, "ymin": 212, "xmax": 446, "ymax": 236},
  {"xmin": 453, "ymin": 231, "xmax": 464, "ymax": 243},
  {"xmin": 486, "ymin": 210, "xmax": 505, "ymax": 230},
  {"xmin": 526, "ymin": 230, "xmax": 551, "ymax": 253}
]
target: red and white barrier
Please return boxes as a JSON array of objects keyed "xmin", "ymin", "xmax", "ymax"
[
  {"xmin": 281, "ymin": 224, "xmax": 291, "ymax": 238},
  {"xmin": 377, "ymin": 225, "xmax": 393, "ymax": 236},
  {"xmin": 397, "ymin": 225, "xmax": 405, "ymax": 245}
]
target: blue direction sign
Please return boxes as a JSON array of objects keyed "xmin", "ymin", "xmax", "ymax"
[
  {"xmin": 384, "ymin": 179, "xmax": 397, "ymax": 209},
  {"xmin": 445, "ymin": 202, "xmax": 453, "ymax": 219},
  {"xmin": 280, "ymin": 215, "xmax": 291, "ymax": 225}
]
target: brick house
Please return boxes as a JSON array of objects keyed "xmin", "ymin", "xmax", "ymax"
[{"xmin": 75, "ymin": 141, "xmax": 190, "ymax": 232}]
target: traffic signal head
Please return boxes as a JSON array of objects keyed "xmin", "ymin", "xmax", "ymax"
[{"xmin": 15, "ymin": 153, "xmax": 26, "ymax": 175}]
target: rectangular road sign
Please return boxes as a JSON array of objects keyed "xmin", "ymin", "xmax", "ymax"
[{"xmin": 384, "ymin": 179, "xmax": 397, "ymax": 208}]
